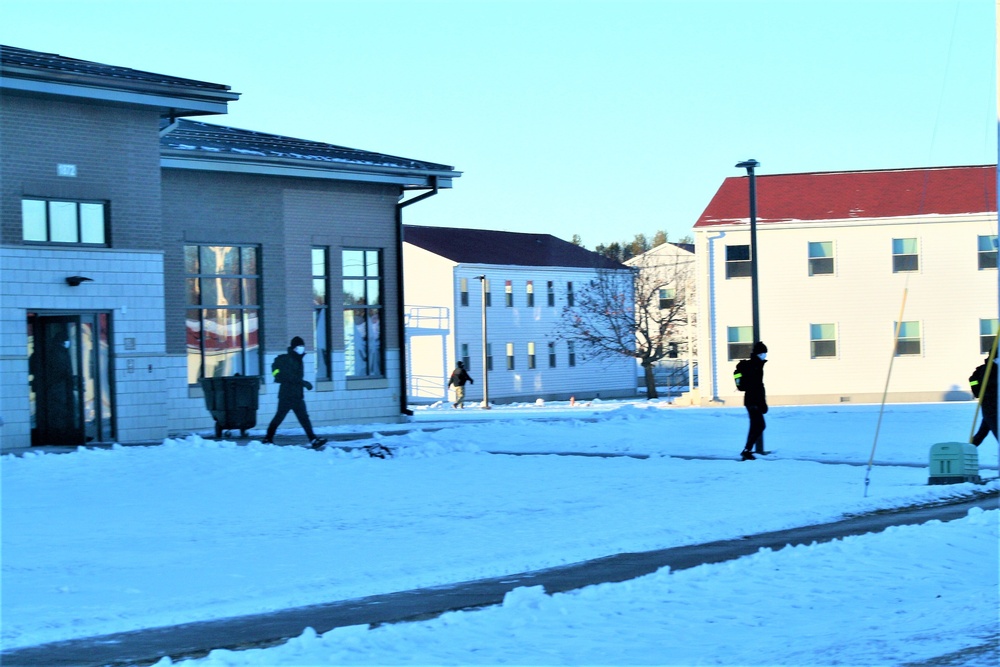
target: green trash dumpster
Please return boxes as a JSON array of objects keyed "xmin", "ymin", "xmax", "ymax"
[{"xmin": 200, "ymin": 375, "xmax": 262, "ymax": 439}]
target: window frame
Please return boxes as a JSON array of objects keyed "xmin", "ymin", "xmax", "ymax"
[
  {"xmin": 978, "ymin": 235, "xmax": 998, "ymax": 270},
  {"xmin": 810, "ymin": 323, "xmax": 837, "ymax": 358},
  {"xmin": 505, "ymin": 280, "xmax": 513, "ymax": 307},
  {"xmin": 460, "ymin": 278, "xmax": 469, "ymax": 306},
  {"xmin": 184, "ymin": 244, "xmax": 262, "ymax": 384},
  {"xmin": 894, "ymin": 320, "xmax": 921, "ymax": 356},
  {"xmin": 727, "ymin": 325, "xmax": 752, "ymax": 361},
  {"xmin": 343, "ymin": 248, "xmax": 385, "ymax": 378},
  {"xmin": 526, "ymin": 281, "xmax": 535, "ymax": 307},
  {"xmin": 658, "ymin": 287, "xmax": 676, "ymax": 309},
  {"xmin": 528, "ymin": 341, "xmax": 536, "ymax": 369},
  {"xmin": 980, "ymin": 319, "xmax": 998, "ymax": 354},
  {"xmin": 22, "ymin": 197, "xmax": 109, "ymax": 246},
  {"xmin": 312, "ymin": 247, "xmax": 331, "ymax": 380},
  {"xmin": 892, "ymin": 238, "xmax": 919, "ymax": 273},
  {"xmin": 548, "ymin": 341, "xmax": 557, "ymax": 368},
  {"xmin": 568, "ymin": 340, "xmax": 576, "ymax": 367},
  {"xmin": 566, "ymin": 281, "xmax": 575, "ymax": 307},
  {"xmin": 808, "ymin": 241, "xmax": 834, "ymax": 276},
  {"xmin": 725, "ymin": 244, "xmax": 752, "ymax": 279}
]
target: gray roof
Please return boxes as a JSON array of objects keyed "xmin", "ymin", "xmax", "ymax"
[
  {"xmin": 160, "ymin": 119, "xmax": 459, "ymax": 188},
  {"xmin": 404, "ymin": 225, "xmax": 626, "ymax": 269},
  {"xmin": 1, "ymin": 45, "xmax": 238, "ymax": 116}
]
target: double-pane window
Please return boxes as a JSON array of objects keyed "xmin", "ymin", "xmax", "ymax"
[
  {"xmin": 343, "ymin": 249, "xmax": 383, "ymax": 377},
  {"xmin": 658, "ymin": 288, "xmax": 675, "ymax": 309},
  {"xmin": 808, "ymin": 242, "xmax": 834, "ymax": 275},
  {"xmin": 526, "ymin": 281, "xmax": 535, "ymax": 307},
  {"xmin": 528, "ymin": 342, "xmax": 536, "ymax": 369},
  {"xmin": 23, "ymin": 198, "xmax": 107, "ymax": 245},
  {"xmin": 978, "ymin": 235, "xmax": 998, "ymax": 270},
  {"xmin": 810, "ymin": 323, "xmax": 837, "ymax": 358},
  {"xmin": 727, "ymin": 326, "xmax": 752, "ymax": 361},
  {"xmin": 567, "ymin": 282, "xmax": 575, "ymax": 307},
  {"xmin": 547, "ymin": 281, "xmax": 555, "ymax": 307},
  {"xmin": 460, "ymin": 278, "xmax": 469, "ymax": 306},
  {"xmin": 980, "ymin": 319, "xmax": 998, "ymax": 354},
  {"xmin": 506, "ymin": 342, "xmax": 515, "ymax": 370},
  {"xmin": 892, "ymin": 238, "xmax": 919, "ymax": 273},
  {"xmin": 505, "ymin": 280, "xmax": 513, "ymax": 307},
  {"xmin": 894, "ymin": 321, "xmax": 921, "ymax": 356},
  {"xmin": 568, "ymin": 341, "xmax": 576, "ymax": 367},
  {"xmin": 725, "ymin": 245, "xmax": 751, "ymax": 278},
  {"xmin": 185, "ymin": 245, "xmax": 261, "ymax": 383},
  {"xmin": 548, "ymin": 342, "xmax": 557, "ymax": 368}
]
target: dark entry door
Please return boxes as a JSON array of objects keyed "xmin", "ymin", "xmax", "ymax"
[{"xmin": 28, "ymin": 313, "xmax": 113, "ymax": 446}]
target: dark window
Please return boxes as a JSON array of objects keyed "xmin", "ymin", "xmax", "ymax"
[
  {"xmin": 547, "ymin": 281, "xmax": 555, "ymax": 307},
  {"xmin": 567, "ymin": 282, "xmax": 575, "ymax": 307},
  {"xmin": 460, "ymin": 278, "xmax": 469, "ymax": 306},
  {"xmin": 658, "ymin": 288, "xmax": 675, "ymax": 309},
  {"xmin": 486, "ymin": 343, "xmax": 493, "ymax": 371},
  {"xmin": 506, "ymin": 343, "xmax": 515, "ymax": 370},
  {"xmin": 568, "ymin": 341, "xmax": 576, "ymax": 367},
  {"xmin": 980, "ymin": 320, "xmax": 997, "ymax": 354},
  {"xmin": 528, "ymin": 342, "xmax": 536, "ymax": 369},
  {"xmin": 505, "ymin": 280, "xmax": 513, "ymax": 307},
  {"xmin": 526, "ymin": 281, "xmax": 535, "ymax": 307},
  {"xmin": 808, "ymin": 242, "xmax": 834, "ymax": 276},
  {"xmin": 979, "ymin": 236, "xmax": 997, "ymax": 270},
  {"xmin": 727, "ymin": 325, "xmax": 752, "ymax": 361},
  {"xmin": 892, "ymin": 238, "xmax": 919, "ymax": 273},
  {"xmin": 894, "ymin": 321, "xmax": 921, "ymax": 356},
  {"xmin": 725, "ymin": 245, "xmax": 752, "ymax": 278},
  {"xmin": 810, "ymin": 323, "xmax": 837, "ymax": 358},
  {"xmin": 548, "ymin": 342, "xmax": 557, "ymax": 368}
]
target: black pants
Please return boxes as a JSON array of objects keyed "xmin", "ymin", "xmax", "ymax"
[
  {"xmin": 973, "ymin": 406, "xmax": 998, "ymax": 446},
  {"xmin": 744, "ymin": 405, "xmax": 766, "ymax": 452},
  {"xmin": 266, "ymin": 396, "xmax": 316, "ymax": 441}
]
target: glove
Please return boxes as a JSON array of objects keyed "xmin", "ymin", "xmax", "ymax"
[{"xmin": 303, "ymin": 381, "xmax": 313, "ymax": 391}]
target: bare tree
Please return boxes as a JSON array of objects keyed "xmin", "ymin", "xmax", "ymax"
[{"xmin": 555, "ymin": 251, "xmax": 694, "ymax": 399}]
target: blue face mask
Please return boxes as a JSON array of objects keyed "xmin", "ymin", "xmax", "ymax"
[
  {"xmin": 294, "ymin": 345, "xmax": 306, "ymax": 355},
  {"xmin": 758, "ymin": 353, "xmax": 767, "ymax": 361}
]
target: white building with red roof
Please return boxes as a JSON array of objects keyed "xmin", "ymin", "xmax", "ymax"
[{"xmin": 693, "ymin": 165, "xmax": 997, "ymax": 406}]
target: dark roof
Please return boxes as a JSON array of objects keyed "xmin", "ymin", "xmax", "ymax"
[
  {"xmin": 1, "ymin": 45, "xmax": 238, "ymax": 115},
  {"xmin": 671, "ymin": 242, "xmax": 695, "ymax": 253},
  {"xmin": 161, "ymin": 119, "xmax": 456, "ymax": 174},
  {"xmin": 695, "ymin": 165, "xmax": 997, "ymax": 227},
  {"xmin": 404, "ymin": 225, "xmax": 625, "ymax": 269}
]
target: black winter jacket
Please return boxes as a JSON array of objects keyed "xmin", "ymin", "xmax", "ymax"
[
  {"xmin": 448, "ymin": 367, "xmax": 473, "ymax": 387},
  {"xmin": 740, "ymin": 356, "xmax": 767, "ymax": 410},
  {"xmin": 272, "ymin": 348, "xmax": 308, "ymax": 400}
]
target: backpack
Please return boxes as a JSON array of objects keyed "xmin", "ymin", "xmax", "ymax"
[
  {"xmin": 970, "ymin": 363, "xmax": 987, "ymax": 398},
  {"xmin": 734, "ymin": 359, "xmax": 750, "ymax": 392}
]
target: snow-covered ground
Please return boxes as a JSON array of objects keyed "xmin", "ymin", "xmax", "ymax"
[{"xmin": 2, "ymin": 400, "xmax": 998, "ymax": 666}]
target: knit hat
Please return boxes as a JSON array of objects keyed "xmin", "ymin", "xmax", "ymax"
[
  {"xmin": 752, "ymin": 341, "xmax": 768, "ymax": 355},
  {"xmin": 290, "ymin": 336, "xmax": 305, "ymax": 348}
]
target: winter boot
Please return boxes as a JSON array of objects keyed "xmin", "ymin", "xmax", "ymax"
[{"xmin": 740, "ymin": 450, "xmax": 756, "ymax": 461}]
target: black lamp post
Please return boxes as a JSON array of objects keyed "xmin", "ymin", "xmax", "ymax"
[{"xmin": 735, "ymin": 159, "xmax": 760, "ymax": 344}]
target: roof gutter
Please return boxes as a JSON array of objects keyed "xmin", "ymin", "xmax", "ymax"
[{"xmin": 395, "ymin": 178, "xmax": 440, "ymax": 416}]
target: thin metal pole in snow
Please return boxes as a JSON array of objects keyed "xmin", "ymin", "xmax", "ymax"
[{"xmin": 864, "ymin": 287, "xmax": 908, "ymax": 498}]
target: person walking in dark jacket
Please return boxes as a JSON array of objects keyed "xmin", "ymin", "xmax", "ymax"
[
  {"xmin": 970, "ymin": 354, "xmax": 998, "ymax": 447},
  {"xmin": 448, "ymin": 361, "xmax": 474, "ymax": 409},
  {"xmin": 737, "ymin": 341, "xmax": 768, "ymax": 461},
  {"xmin": 263, "ymin": 336, "xmax": 327, "ymax": 449}
]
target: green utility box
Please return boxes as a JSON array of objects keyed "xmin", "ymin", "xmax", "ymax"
[{"xmin": 928, "ymin": 442, "xmax": 981, "ymax": 485}]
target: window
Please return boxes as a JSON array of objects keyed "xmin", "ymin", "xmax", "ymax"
[
  {"xmin": 484, "ymin": 279, "xmax": 492, "ymax": 307},
  {"xmin": 725, "ymin": 245, "xmax": 751, "ymax": 278},
  {"xmin": 506, "ymin": 342, "xmax": 515, "ymax": 370},
  {"xmin": 22, "ymin": 198, "xmax": 107, "ymax": 245},
  {"xmin": 547, "ymin": 281, "xmax": 555, "ymax": 307},
  {"xmin": 528, "ymin": 342, "xmax": 536, "ymax": 369},
  {"xmin": 505, "ymin": 280, "xmax": 513, "ymax": 307},
  {"xmin": 810, "ymin": 323, "xmax": 837, "ymax": 358},
  {"xmin": 461, "ymin": 343, "xmax": 471, "ymax": 369},
  {"xmin": 312, "ymin": 248, "xmax": 331, "ymax": 380},
  {"xmin": 894, "ymin": 321, "xmax": 921, "ymax": 356},
  {"xmin": 980, "ymin": 319, "xmax": 998, "ymax": 354},
  {"xmin": 185, "ymin": 245, "xmax": 261, "ymax": 383},
  {"xmin": 460, "ymin": 278, "xmax": 469, "ymax": 306},
  {"xmin": 548, "ymin": 342, "xmax": 557, "ymax": 368},
  {"xmin": 526, "ymin": 281, "xmax": 535, "ymax": 307},
  {"xmin": 568, "ymin": 341, "xmax": 576, "ymax": 367},
  {"xmin": 486, "ymin": 343, "xmax": 493, "ymax": 371},
  {"xmin": 892, "ymin": 238, "xmax": 919, "ymax": 273},
  {"xmin": 658, "ymin": 288, "xmax": 676, "ymax": 309},
  {"xmin": 808, "ymin": 241, "xmax": 834, "ymax": 276},
  {"xmin": 727, "ymin": 326, "xmax": 752, "ymax": 361},
  {"xmin": 343, "ymin": 249, "xmax": 383, "ymax": 377},
  {"xmin": 567, "ymin": 282, "xmax": 575, "ymax": 307},
  {"xmin": 978, "ymin": 235, "xmax": 997, "ymax": 270}
]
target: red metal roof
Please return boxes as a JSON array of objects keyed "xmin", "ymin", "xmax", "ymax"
[{"xmin": 695, "ymin": 165, "xmax": 997, "ymax": 227}]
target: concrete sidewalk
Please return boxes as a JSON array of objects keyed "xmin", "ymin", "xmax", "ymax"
[{"xmin": 3, "ymin": 492, "xmax": 996, "ymax": 667}]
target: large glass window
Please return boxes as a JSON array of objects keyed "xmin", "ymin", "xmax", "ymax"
[
  {"xmin": 727, "ymin": 325, "xmax": 752, "ymax": 361},
  {"xmin": 22, "ymin": 198, "xmax": 107, "ymax": 245},
  {"xmin": 810, "ymin": 323, "xmax": 837, "ymax": 358},
  {"xmin": 978, "ymin": 235, "xmax": 998, "ymax": 270},
  {"xmin": 980, "ymin": 319, "xmax": 998, "ymax": 354},
  {"xmin": 725, "ymin": 245, "xmax": 751, "ymax": 278},
  {"xmin": 892, "ymin": 238, "xmax": 919, "ymax": 273},
  {"xmin": 185, "ymin": 245, "xmax": 261, "ymax": 383},
  {"xmin": 343, "ymin": 249, "xmax": 383, "ymax": 377},
  {"xmin": 312, "ymin": 248, "xmax": 331, "ymax": 380},
  {"xmin": 894, "ymin": 321, "xmax": 921, "ymax": 356},
  {"xmin": 808, "ymin": 241, "xmax": 834, "ymax": 276}
]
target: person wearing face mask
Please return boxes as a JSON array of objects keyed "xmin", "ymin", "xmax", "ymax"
[
  {"xmin": 736, "ymin": 341, "xmax": 769, "ymax": 461},
  {"xmin": 263, "ymin": 336, "xmax": 327, "ymax": 449}
]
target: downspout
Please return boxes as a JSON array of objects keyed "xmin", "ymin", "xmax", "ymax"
[
  {"xmin": 706, "ymin": 230, "xmax": 726, "ymax": 402},
  {"xmin": 395, "ymin": 176, "xmax": 439, "ymax": 416}
]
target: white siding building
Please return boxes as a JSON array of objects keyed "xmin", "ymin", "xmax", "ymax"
[
  {"xmin": 694, "ymin": 165, "xmax": 998, "ymax": 406},
  {"xmin": 403, "ymin": 225, "xmax": 637, "ymax": 405}
]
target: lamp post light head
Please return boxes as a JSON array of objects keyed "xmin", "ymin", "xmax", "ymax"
[
  {"xmin": 475, "ymin": 274, "xmax": 486, "ymax": 281},
  {"xmin": 735, "ymin": 159, "xmax": 760, "ymax": 171}
]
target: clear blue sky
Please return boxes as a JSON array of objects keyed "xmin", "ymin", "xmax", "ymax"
[{"xmin": 2, "ymin": 0, "xmax": 995, "ymax": 248}]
